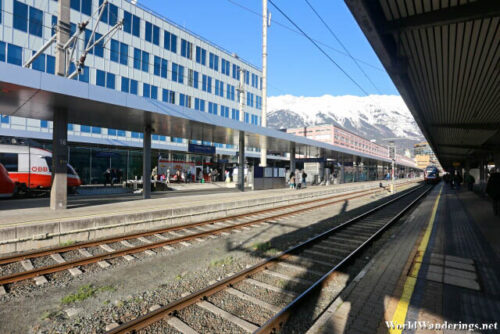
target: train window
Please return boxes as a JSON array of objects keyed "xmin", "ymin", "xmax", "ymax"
[{"xmin": 0, "ymin": 153, "xmax": 18, "ymax": 172}]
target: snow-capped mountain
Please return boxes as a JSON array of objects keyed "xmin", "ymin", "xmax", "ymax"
[{"xmin": 267, "ymin": 94, "xmax": 424, "ymax": 153}]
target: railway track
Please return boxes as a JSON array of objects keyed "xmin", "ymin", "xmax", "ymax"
[
  {"xmin": 0, "ymin": 180, "xmax": 417, "ymax": 291},
  {"xmin": 105, "ymin": 184, "xmax": 432, "ymax": 334}
]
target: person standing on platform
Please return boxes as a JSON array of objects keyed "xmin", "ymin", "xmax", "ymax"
[
  {"xmin": 486, "ymin": 170, "xmax": 500, "ymax": 216},
  {"xmin": 166, "ymin": 169, "xmax": 171, "ymax": 185},
  {"xmin": 464, "ymin": 172, "xmax": 475, "ymax": 191},
  {"xmin": 103, "ymin": 168, "xmax": 111, "ymax": 187},
  {"xmin": 302, "ymin": 170, "xmax": 307, "ymax": 188}
]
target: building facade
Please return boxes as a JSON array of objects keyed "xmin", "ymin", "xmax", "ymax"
[
  {"xmin": 414, "ymin": 142, "xmax": 438, "ymax": 169},
  {"xmin": 0, "ymin": 0, "xmax": 263, "ymax": 145},
  {"xmin": 287, "ymin": 124, "xmax": 416, "ymax": 167}
]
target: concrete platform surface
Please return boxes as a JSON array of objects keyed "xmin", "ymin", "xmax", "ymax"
[
  {"xmin": 309, "ymin": 183, "xmax": 500, "ymax": 334},
  {"xmin": 0, "ymin": 179, "xmax": 418, "ymax": 254}
]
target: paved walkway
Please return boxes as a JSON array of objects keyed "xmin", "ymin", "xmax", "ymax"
[{"xmin": 309, "ymin": 184, "xmax": 500, "ymax": 334}]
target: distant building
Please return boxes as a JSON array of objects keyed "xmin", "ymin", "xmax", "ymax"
[
  {"xmin": 414, "ymin": 142, "xmax": 438, "ymax": 169},
  {"xmin": 286, "ymin": 124, "xmax": 388, "ymax": 159}
]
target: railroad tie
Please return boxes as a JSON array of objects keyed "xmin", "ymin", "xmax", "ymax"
[
  {"xmin": 153, "ymin": 233, "xmax": 168, "ymax": 240},
  {"xmin": 226, "ymin": 287, "xmax": 281, "ymax": 313},
  {"xmin": 21, "ymin": 260, "xmax": 48, "ymax": 285},
  {"xmin": 0, "ymin": 285, "xmax": 6, "ymax": 295},
  {"xmin": 167, "ymin": 317, "xmax": 199, "ymax": 334},
  {"xmin": 245, "ymin": 278, "xmax": 296, "ymax": 298},
  {"xmin": 138, "ymin": 237, "xmax": 153, "ymax": 244},
  {"xmin": 100, "ymin": 244, "xmax": 115, "ymax": 253},
  {"xmin": 277, "ymin": 262, "xmax": 324, "ymax": 277},
  {"xmin": 197, "ymin": 301, "xmax": 259, "ymax": 333},
  {"xmin": 120, "ymin": 240, "xmax": 135, "ymax": 248},
  {"xmin": 263, "ymin": 269, "xmax": 313, "ymax": 285}
]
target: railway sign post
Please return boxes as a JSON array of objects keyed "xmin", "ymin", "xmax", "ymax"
[{"xmin": 389, "ymin": 141, "xmax": 396, "ymax": 194}]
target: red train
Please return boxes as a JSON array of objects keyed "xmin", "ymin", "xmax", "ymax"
[
  {"xmin": 0, "ymin": 163, "xmax": 15, "ymax": 198},
  {"xmin": 0, "ymin": 144, "xmax": 81, "ymax": 195}
]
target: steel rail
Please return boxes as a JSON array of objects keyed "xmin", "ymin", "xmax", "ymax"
[
  {"xmin": 105, "ymin": 184, "xmax": 429, "ymax": 334},
  {"xmin": 0, "ymin": 182, "xmax": 413, "ymax": 266},
  {"xmin": 0, "ymin": 183, "xmax": 417, "ymax": 286},
  {"xmin": 255, "ymin": 185, "xmax": 432, "ymax": 333}
]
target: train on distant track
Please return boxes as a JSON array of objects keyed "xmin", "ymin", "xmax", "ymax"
[
  {"xmin": 0, "ymin": 143, "xmax": 81, "ymax": 195},
  {"xmin": 424, "ymin": 165, "xmax": 441, "ymax": 184}
]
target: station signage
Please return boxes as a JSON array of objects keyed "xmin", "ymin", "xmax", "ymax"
[{"xmin": 188, "ymin": 143, "xmax": 216, "ymax": 155}]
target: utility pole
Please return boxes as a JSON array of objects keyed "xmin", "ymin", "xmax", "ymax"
[
  {"xmin": 238, "ymin": 68, "xmax": 245, "ymax": 123},
  {"xmin": 50, "ymin": 0, "xmax": 71, "ymax": 210},
  {"xmin": 260, "ymin": 0, "xmax": 268, "ymax": 167},
  {"xmin": 389, "ymin": 141, "xmax": 396, "ymax": 194}
]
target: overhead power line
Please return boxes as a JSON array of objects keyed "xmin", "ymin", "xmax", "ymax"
[
  {"xmin": 304, "ymin": 0, "xmax": 382, "ymax": 94},
  {"xmin": 225, "ymin": 0, "xmax": 384, "ymax": 72},
  {"xmin": 267, "ymin": 0, "xmax": 371, "ymax": 96}
]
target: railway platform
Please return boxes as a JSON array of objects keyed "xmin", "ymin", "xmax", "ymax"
[
  {"xmin": 0, "ymin": 179, "xmax": 416, "ymax": 254},
  {"xmin": 309, "ymin": 183, "xmax": 500, "ymax": 334}
]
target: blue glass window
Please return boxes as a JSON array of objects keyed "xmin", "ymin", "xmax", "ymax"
[
  {"xmin": 131, "ymin": 132, "xmax": 141, "ymax": 139},
  {"xmin": 13, "ymin": 1, "xmax": 28, "ymax": 32},
  {"xmin": 130, "ymin": 80, "xmax": 138, "ymax": 95},
  {"xmin": 117, "ymin": 130, "xmax": 126, "ymax": 137},
  {"xmin": 221, "ymin": 59, "xmax": 230, "ymax": 76},
  {"xmin": 232, "ymin": 64, "xmax": 240, "ymax": 80},
  {"xmin": 244, "ymin": 112, "xmax": 249, "ymax": 123},
  {"xmin": 68, "ymin": 124, "xmax": 74, "ymax": 131},
  {"xmin": 81, "ymin": 0, "xmax": 92, "ymax": 16},
  {"xmin": 0, "ymin": 42, "xmax": 5, "ymax": 62},
  {"xmin": 145, "ymin": 22, "xmax": 159, "ymax": 45},
  {"xmin": 152, "ymin": 134, "xmax": 159, "ymax": 140},
  {"xmin": 85, "ymin": 31, "xmax": 104, "ymax": 57},
  {"xmin": 40, "ymin": 120, "xmax": 48, "ymax": 128},
  {"xmin": 1, "ymin": 115, "xmax": 9, "ymax": 124},
  {"xmin": 141, "ymin": 51, "xmax": 149, "ymax": 72},
  {"xmin": 121, "ymin": 77, "xmax": 129, "ymax": 93},
  {"xmin": 96, "ymin": 70, "xmax": 106, "ymax": 87},
  {"xmin": 110, "ymin": 39, "xmax": 128, "ymax": 65},
  {"xmin": 193, "ymin": 71, "xmax": 199, "ymax": 89},
  {"xmin": 70, "ymin": 0, "xmax": 80, "ymax": 11},
  {"xmin": 244, "ymin": 70, "xmax": 250, "ymax": 85},
  {"xmin": 161, "ymin": 59, "xmax": 168, "ymax": 79},
  {"xmin": 145, "ymin": 22, "xmax": 152, "ymax": 42},
  {"xmin": 7, "ymin": 44, "xmax": 22, "ymax": 66},
  {"xmin": 133, "ymin": 48, "xmax": 141, "ymax": 69},
  {"xmin": 124, "ymin": 11, "xmax": 140, "ymax": 37},
  {"xmin": 123, "ymin": 11, "xmax": 132, "ymax": 33},
  {"xmin": 81, "ymin": 125, "xmax": 91, "ymax": 133},
  {"xmin": 181, "ymin": 39, "xmax": 192, "ymax": 59},
  {"xmin": 208, "ymin": 102, "xmax": 218, "ymax": 115},
  {"xmin": 32, "ymin": 52, "xmax": 45, "ymax": 72},
  {"xmin": 110, "ymin": 39, "xmax": 119, "ymax": 62},
  {"xmin": 143, "ymin": 83, "xmax": 150, "ymax": 98},
  {"xmin": 179, "ymin": 94, "xmax": 191, "ymax": 107},
  {"xmin": 231, "ymin": 109, "xmax": 239, "ymax": 120},
  {"xmin": 162, "ymin": 89, "xmax": 175, "ymax": 104},
  {"xmin": 106, "ymin": 72, "xmax": 115, "ymax": 89},
  {"xmin": 0, "ymin": 0, "xmax": 2, "ymax": 25},
  {"xmin": 221, "ymin": 106, "xmax": 229, "ymax": 118},
  {"xmin": 194, "ymin": 98, "xmax": 205, "ymax": 112},
  {"xmin": 132, "ymin": 15, "xmax": 140, "ymax": 37},
  {"xmin": 92, "ymin": 127, "xmax": 101, "ymax": 134},
  {"xmin": 209, "ymin": 53, "xmax": 219, "ymax": 71},
  {"xmin": 164, "ymin": 31, "xmax": 177, "ymax": 53},
  {"xmin": 46, "ymin": 55, "xmax": 55, "ymax": 74},
  {"xmin": 172, "ymin": 63, "xmax": 184, "ymax": 83},
  {"xmin": 99, "ymin": 0, "xmax": 117, "ymax": 25},
  {"xmin": 151, "ymin": 86, "xmax": 158, "ymax": 100},
  {"xmin": 119, "ymin": 42, "xmax": 128, "ymax": 65},
  {"xmin": 28, "ymin": 7, "xmax": 43, "ymax": 37},
  {"xmin": 108, "ymin": 129, "xmax": 117, "ymax": 136},
  {"xmin": 51, "ymin": 16, "xmax": 57, "ymax": 36},
  {"xmin": 154, "ymin": 56, "xmax": 161, "ymax": 76},
  {"xmin": 195, "ymin": 46, "xmax": 206, "ymax": 65}
]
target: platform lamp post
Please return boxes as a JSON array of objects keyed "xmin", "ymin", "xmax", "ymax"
[
  {"xmin": 260, "ymin": 0, "xmax": 269, "ymax": 168},
  {"xmin": 389, "ymin": 141, "xmax": 396, "ymax": 194}
]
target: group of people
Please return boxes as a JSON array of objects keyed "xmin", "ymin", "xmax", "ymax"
[
  {"xmin": 288, "ymin": 170, "xmax": 308, "ymax": 189},
  {"xmin": 103, "ymin": 168, "xmax": 123, "ymax": 187},
  {"xmin": 443, "ymin": 170, "xmax": 466, "ymax": 190}
]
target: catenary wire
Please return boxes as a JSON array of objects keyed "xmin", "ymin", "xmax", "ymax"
[
  {"xmin": 304, "ymin": 0, "xmax": 382, "ymax": 94},
  {"xmin": 267, "ymin": 0, "xmax": 371, "ymax": 96}
]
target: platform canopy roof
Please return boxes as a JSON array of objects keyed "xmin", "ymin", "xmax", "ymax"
[
  {"xmin": 0, "ymin": 63, "xmax": 418, "ymax": 168},
  {"xmin": 346, "ymin": 0, "xmax": 500, "ymax": 169}
]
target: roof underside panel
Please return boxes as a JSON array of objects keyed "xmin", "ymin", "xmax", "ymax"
[{"xmin": 346, "ymin": 0, "xmax": 500, "ymax": 168}]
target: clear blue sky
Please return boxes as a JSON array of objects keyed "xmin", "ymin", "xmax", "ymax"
[{"xmin": 138, "ymin": 0, "xmax": 399, "ymax": 97}]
